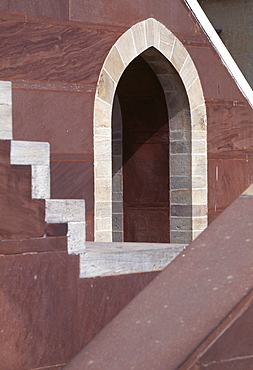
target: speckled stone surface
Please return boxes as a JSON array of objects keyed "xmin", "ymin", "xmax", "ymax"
[{"xmin": 64, "ymin": 192, "xmax": 253, "ymax": 369}]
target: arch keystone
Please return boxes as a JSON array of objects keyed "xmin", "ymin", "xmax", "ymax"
[{"xmin": 131, "ymin": 21, "xmax": 147, "ymax": 54}]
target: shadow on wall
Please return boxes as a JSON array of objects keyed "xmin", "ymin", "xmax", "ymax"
[{"xmin": 112, "ymin": 47, "xmax": 192, "ymax": 244}]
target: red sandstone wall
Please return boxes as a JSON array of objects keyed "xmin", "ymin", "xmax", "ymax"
[
  {"xmin": 0, "ymin": 1, "xmax": 252, "ymax": 369},
  {"xmin": 0, "ymin": 248, "xmax": 158, "ymax": 369},
  {"xmin": 194, "ymin": 302, "xmax": 253, "ymax": 369},
  {"xmin": 1, "ymin": 1, "xmax": 252, "ymax": 231},
  {"xmin": 0, "ymin": 141, "xmax": 45, "ymax": 240}
]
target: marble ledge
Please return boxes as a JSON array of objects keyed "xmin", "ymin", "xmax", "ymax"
[{"xmin": 79, "ymin": 242, "xmax": 186, "ymax": 278}]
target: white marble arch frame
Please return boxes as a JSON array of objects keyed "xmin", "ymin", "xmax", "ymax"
[{"xmin": 94, "ymin": 18, "xmax": 207, "ymax": 242}]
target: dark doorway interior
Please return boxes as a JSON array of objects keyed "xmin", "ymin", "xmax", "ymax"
[{"xmin": 114, "ymin": 55, "xmax": 169, "ymax": 242}]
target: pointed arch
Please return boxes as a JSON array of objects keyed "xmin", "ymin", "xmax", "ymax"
[{"xmin": 94, "ymin": 18, "xmax": 207, "ymax": 242}]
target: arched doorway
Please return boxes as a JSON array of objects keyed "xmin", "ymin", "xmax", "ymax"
[
  {"xmin": 112, "ymin": 54, "xmax": 169, "ymax": 242},
  {"xmin": 94, "ymin": 18, "xmax": 207, "ymax": 243}
]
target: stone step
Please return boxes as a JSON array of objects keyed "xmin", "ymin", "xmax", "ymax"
[
  {"xmin": 0, "ymin": 79, "xmax": 185, "ymax": 278},
  {"xmin": 80, "ymin": 242, "xmax": 186, "ymax": 278},
  {"xmin": 0, "ymin": 80, "xmax": 86, "ymax": 255}
]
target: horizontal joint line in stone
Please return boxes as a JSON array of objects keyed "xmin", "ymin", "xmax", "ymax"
[
  {"xmin": 103, "ymin": 67, "xmax": 117, "ymax": 85},
  {"xmin": 95, "ymin": 96, "xmax": 112, "ymax": 108}
]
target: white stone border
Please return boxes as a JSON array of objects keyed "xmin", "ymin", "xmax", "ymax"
[
  {"xmin": 80, "ymin": 242, "xmax": 185, "ymax": 278},
  {"xmin": 11, "ymin": 140, "xmax": 50, "ymax": 199},
  {"xmin": 0, "ymin": 80, "xmax": 12, "ymax": 140},
  {"xmin": 185, "ymin": 0, "xmax": 253, "ymax": 108},
  {"xmin": 94, "ymin": 18, "xmax": 208, "ymax": 242},
  {"xmin": 45, "ymin": 199, "xmax": 86, "ymax": 254}
]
